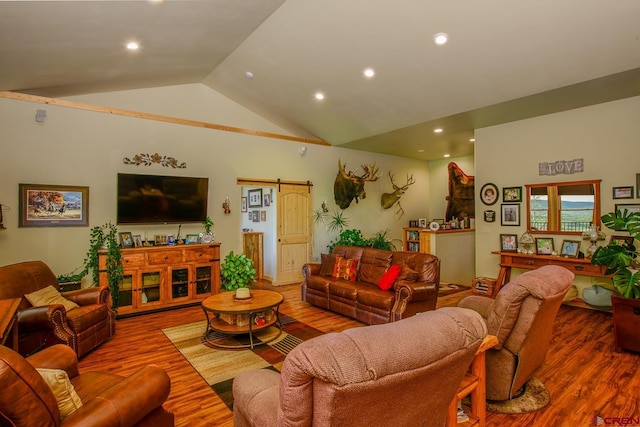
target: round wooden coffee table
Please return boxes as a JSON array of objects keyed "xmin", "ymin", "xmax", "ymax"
[{"xmin": 201, "ymin": 289, "xmax": 284, "ymax": 349}]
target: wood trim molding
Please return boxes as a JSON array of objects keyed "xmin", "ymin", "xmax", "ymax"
[{"xmin": 0, "ymin": 91, "xmax": 331, "ymax": 147}]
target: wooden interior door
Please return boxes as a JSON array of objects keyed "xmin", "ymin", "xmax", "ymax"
[{"xmin": 275, "ymin": 183, "xmax": 311, "ymax": 285}]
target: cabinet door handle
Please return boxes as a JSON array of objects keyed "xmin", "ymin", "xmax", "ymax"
[
  {"xmin": 574, "ymin": 265, "xmax": 584, "ymax": 271},
  {"xmin": 524, "ymin": 260, "xmax": 534, "ymax": 265}
]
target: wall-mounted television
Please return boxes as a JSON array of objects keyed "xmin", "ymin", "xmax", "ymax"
[{"xmin": 117, "ymin": 173, "xmax": 209, "ymax": 224}]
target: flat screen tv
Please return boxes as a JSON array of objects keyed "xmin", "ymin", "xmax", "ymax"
[{"xmin": 117, "ymin": 173, "xmax": 209, "ymax": 224}]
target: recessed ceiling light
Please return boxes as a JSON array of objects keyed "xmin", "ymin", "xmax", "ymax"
[
  {"xmin": 444, "ymin": 154, "xmax": 451, "ymax": 158},
  {"xmin": 417, "ymin": 149, "xmax": 424, "ymax": 153},
  {"xmin": 434, "ymin": 128, "xmax": 443, "ymax": 133},
  {"xmin": 469, "ymin": 138, "xmax": 475, "ymax": 142},
  {"xmin": 126, "ymin": 41, "xmax": 139, "ymax": 50},
  {"xmin": 433, "ymin": 33, "xmax": 449, "ymax": 45},
  {"xmin": 363, "ymin": 68, "xmax": 375, "ymax": 79},
  {"xmin": 245, "ymin": 71, "xmax": 254, "ymax": 79},
  {"xmin": 314, "ymin": 92, "xmax": 325, "ymax": 101}
]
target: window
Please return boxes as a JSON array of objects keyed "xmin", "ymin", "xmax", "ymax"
[{"xmin": 526, "ymin": 180, "xmax": 601, "ymax": 235}]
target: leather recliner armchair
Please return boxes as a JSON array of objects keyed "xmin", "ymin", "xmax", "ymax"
[
  {"xmin": 0, "ymin": 260, "xmax": 116, "ymax": 357},
  {"xmin": 458, "ymin": 265, "xmax": 574, "ymax": 401},
  {"xmin": 0, "ymin": 343, "xmax": 174, "ymax": 426},
  {"xmin": 233, "ymin": 307, "xmax": 487, "ymax": 427}
]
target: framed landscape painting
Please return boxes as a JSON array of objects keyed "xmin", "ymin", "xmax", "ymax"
[{"xmin": 19, "ymin": 184, "xmax": 89, "ymax": 227}]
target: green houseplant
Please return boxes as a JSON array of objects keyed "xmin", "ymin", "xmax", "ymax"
[
  {"xmin": 201, "ymin": 216, "xmax": 214, "ymax": 243},
  {"xmin": 220, "ymin": 251, "xmax": 256, "ymax": 293},
  {"xmin": 58, "ymin": 222, "xmax": 124, "ymax": 311},
  {"xmin": 591, "ymin": 209, "xmax": 640, "ymax": 352}
]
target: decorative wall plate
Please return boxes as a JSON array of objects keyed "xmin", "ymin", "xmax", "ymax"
[{"xmin": 429, "ymin": 221, "xmax": 441, "ymax": 231}]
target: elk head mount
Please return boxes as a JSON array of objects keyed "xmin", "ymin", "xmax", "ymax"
[
  {"xmin": 334, "ymin": 160, "xmax": 381, "ymax": 209},
  {"xmin": 380, "ymin": 172, "xmax": 415, "ymax": 217}
]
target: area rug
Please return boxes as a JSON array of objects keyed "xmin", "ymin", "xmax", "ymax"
[
  {"xmin": 486, "ymin": 377, "xmax": 551, "ymax": 414},
  {"xmin": 439, "ymin": 283, "xmax": 471, "ymax": 296},
  {"xmin": 162, "ymin": 315, "xmax": 323, "ymax": 410}
]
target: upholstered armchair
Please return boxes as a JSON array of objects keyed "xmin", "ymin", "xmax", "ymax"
[
  {"xmin": 458, "ymin": 265, "xmax": 574, "ymax": 401},
  {"xmin": 0, "ymin": 344, "xmax": 174, "ymax": 426},
  {"xmin": 0, "ymin": 261, "xmax": 116, "ymax": 357},
  {"xmin": 233, "ymin": 307, "xmax": 488, "ymax": 427}
]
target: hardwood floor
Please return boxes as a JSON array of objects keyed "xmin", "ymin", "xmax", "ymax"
[{"xmin": 77, "ymin": 282, "xmax": 640, "ymax": 426}]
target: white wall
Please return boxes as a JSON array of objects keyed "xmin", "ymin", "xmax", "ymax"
[
  {"xmin": 0, "ymin": 84, "xmax": 435, "ymax": 279},
  {"xmin": 474, "ymin": 95, "xmax": 640, "ymax": 295}
]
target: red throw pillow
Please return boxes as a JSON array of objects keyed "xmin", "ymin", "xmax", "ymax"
[
  {"xmin": 378, "ymin": 264, "xmax": 402, "ymax": 291},
  {"xmin": 332, "ymin": 256, "xmax": 358, "ymax": 281}
]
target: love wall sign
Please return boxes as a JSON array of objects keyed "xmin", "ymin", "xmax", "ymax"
[{"xmin": 538, "ymin": 159, "xmax": 584, "ymax": 176}]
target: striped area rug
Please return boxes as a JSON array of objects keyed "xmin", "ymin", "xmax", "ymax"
[{"xmin": 162, "ymin": 315, "xmax": 323, "ymax": 409}]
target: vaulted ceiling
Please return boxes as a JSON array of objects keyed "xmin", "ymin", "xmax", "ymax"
[{"xmin": 1, "ymin": 0, "xmax": 639, "ymax": 160}]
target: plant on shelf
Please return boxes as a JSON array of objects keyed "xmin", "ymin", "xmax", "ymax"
[
  {"xmin": 591, "ymin": 209, "xmax": 640, "ymax": 299},
  {"xmin": 220, "ymin": 251, "xmax": 256, "ymax": 292}
]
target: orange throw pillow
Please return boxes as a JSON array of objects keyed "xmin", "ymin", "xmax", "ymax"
[
  {"xmin": 332, "ymin": 256, "xmax": 358, "ymax": 281},
  {"xmin": 378, "ymin": 264, "xmax": 402, "ymax": 290}
]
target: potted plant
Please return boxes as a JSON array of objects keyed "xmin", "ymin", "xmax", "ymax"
[
  {"xmin": 220, "ymin": 251, "xmax": 256, "ymax": 299},
  {"xmin": 58, "ymin": 222, "xmax": 124, "ymax": 311},
  {"xmin": 591, "ymin": 209, "xmax": 640, "ymax": 352},
  {"xmin": 201, "ymin": 216, "xmax": 214, "ymax": 243}
]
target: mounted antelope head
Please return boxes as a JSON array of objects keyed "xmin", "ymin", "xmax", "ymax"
[
  {"xmin": 334, "ymin": 160, "xmax": 381, "ymax": 209},
  {"xmin": 380, "ymin": 172, "xmax": 415, "ymax": 217}
]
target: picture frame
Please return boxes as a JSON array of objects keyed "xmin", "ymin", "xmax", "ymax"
[
  {"xmin": 434, "ymin": 218, "xmax": 445, "ymax": 225},
  {"xmin": 484, "ymin": 210, "xmax": 496, "ymax": 222},
  {"xmin": 418, "ymin": 218, "xmax": 428, "ymax": 228},
  {"xmin": 560, "ymin": 240, "xmax": 580, "ymax": 257},
  {"xmin": 133, "ymin": 234, "xmax": 143, "ymax": 248},
  {"xmin": 260, "ymin": 210, "xmax": 267, "ymax": 221},
  {"xmin": 500, "ymin": 204, "xmax": 520, "ymax": 226},
  {"xmin": 502, "ymin": 186, "xmax": 522, "ymax": 203},
  {"xmin": 480, "ymin": 183, "xmax": 499, "ymax": 206},
  {"xmin": 248, "ymin": 189, "xmax": 263, "ymax": 208},
  {"xmin": 186, "ymin": 234, "xmax": 199, "ymax": 244},
  {"xmin": 18, "ymin": 184, "xmax": 89, "ymax": 227},
  {"xmin": 636, "ymin": 173, "xmax": 640, "ymax": 198},
  {"xmin": 263, "ymin": 193, "xmax": 271, "ymax": 207},
  {"xmin": 612, "ymin": 186, "xmax": 634, "ymax": 200},
  {"xmin": 119, "ymin": 232, "xmax": 134, "ymax": 248},
  {"xmin": 535, "ymin": 237, "xmax": 555, "ymax": 255},
  {"xmin": 615, "ymin": 203, "xmax": 640, "ymax": 214},
  {"xmin": 252, "ymin": 210, "xmax": 260, "ymax": 222},
  {"xmin": 500, "ymin": 233, "xmax": 518, "ymax": 252},
  {"xmin": 241, "ymin": 197, "xmax": 248, "ymax": 213},
  {"xmin": 609, "ymin": 235, "xmax": 634, "ymax": 246}
]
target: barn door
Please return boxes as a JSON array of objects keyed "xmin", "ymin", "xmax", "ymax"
[{"xmin": 275, "ymin": 183, "xmax": 311, "ymax": 285}]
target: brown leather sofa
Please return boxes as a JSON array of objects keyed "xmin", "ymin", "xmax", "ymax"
[
  {"xmin": 0, "ymin": 343, "xmax": 174, "ymax": 426},
  {"xmin": 302, "ymin": 245, "xmax": 440, "ymax": 324},
  {"xmin": 458, "ymin": 265, "xmax": 574, "ymax": 401},
  {"xmin": 0, "ymin": 261, "xmax": 115, "ymax": 357},
  {"xmin": 233, "ymin": 307, "xmax": 487, "ymax": 427}
]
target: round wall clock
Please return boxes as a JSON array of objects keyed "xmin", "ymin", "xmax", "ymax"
[{"xmin": 480, "ymin": 183, "xmax": 499, "ymax": 206}]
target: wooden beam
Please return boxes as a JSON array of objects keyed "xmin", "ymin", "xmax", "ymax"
[{"xmin": 0, "ymin": 91, "xmax": 331, "ymax": 146}]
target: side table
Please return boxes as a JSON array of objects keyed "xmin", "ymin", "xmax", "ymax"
[
  {"xmin": 0, "ymin": 298, "xmax": 21, "ymax": 352},
  {"xmin": 446, "ymin": 334, "xmax": 498, "ymax": 427}
]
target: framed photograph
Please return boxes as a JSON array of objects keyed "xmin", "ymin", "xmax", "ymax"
[
  {"xmin": 186, "ymin": 234, "xmax": 199, "ymax": 244},
  {"xmin": 434, "ymin": 218, "xmax": 445, "ymax": 225},
  {"xmin": 502, "ymin": 186, "xmax": 522, "ymax": 203},
  {"xmin": 613, "ymin": 186, "xmax": 634, "ymax": 200},
  {"xmin": 480, "ymin": 183, "xmax": 499, "ymax": 206},
  {"xmin": 535, "ymin": 237, "xmax": 555, "ymax": 255},
  {"xmin": 133, "ymin": 234, "xmax": 143, "ymax": 248},
  {"xmin": 119, "ymin": 232, "xmax": 134, "ymax": 248},
  {"xmin": 610, "ymin": 235, "xmax": 634, "ymax": 246},
  {"xmin": 418, "ymin": 218, "xmax": 428, "ymax": 228},
  {"xmin": 18, "ymin": 184, "xmax": 89, "ymax": 227},
  {"xmin": 252, "ymin": 210, "xmax": 260, "ymax": 222},
  {"xmin": 248, "ymin": 189, "xmax": 263, "ymax": 208},
  {"xmin": 263, "ymin": 193, "xmax": 271, "ymax": 207},
  {"xmin": 241, "ymin": 197, "xmax": 248, "ymax": 213},
  {"xmin": 500, "ymin": 204, "xmax": 520, "ymax": 226},
  {"xmin": 636, "ymin": 174, "xmax": 640, "ymax": 198},
  {"xmin": 615, "ymin": 203, "xmax": 640, "ymax": 214},
  {"xmin": 500, "ymin": 234, "xmax": 518, "ymax": 252},
  {"xmin": 560, "ymin": 240, "xmax": 580, "ymax": 257},
  {"xmin": 484, "ymin": 210, "xmax": 496, "ymax": 222},
  {"xmin": 260, "ymin": 210, "xmax": 267, "ymax": 221}
]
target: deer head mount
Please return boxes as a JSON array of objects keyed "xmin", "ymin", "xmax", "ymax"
[
  {"xmin": 334, "ymin": 160, "xmax": 381, "ymax": 209},
  {"xmin": 380, "ymin": 172, "xmax": 415, "ymax": 217}
]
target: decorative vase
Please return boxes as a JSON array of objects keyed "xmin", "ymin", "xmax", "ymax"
[{"xmin": 200, "ymin": 232, "xmax": 214, "ymax": 243}]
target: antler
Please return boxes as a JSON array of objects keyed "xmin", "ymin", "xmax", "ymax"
[
  {"xmin": 359, "ymin": 163, "xmax": 381, "ymax": 182},
  {"xmin": 389, "ymin": 172, "xmax": 415, "ymax": 190}
]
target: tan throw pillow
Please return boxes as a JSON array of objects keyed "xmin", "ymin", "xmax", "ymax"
[
  {"xmin": 25, "ymin": 285, "xmax": 79, "ymax": 312},
  {"xmin": 36, "ymin": 368, "xmax": 83, "ymax": 419}
]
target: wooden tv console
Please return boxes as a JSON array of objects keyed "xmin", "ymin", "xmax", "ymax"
[{"xmin": 99, "ymin": 243, "xmax": 220, "ymax": 317}]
